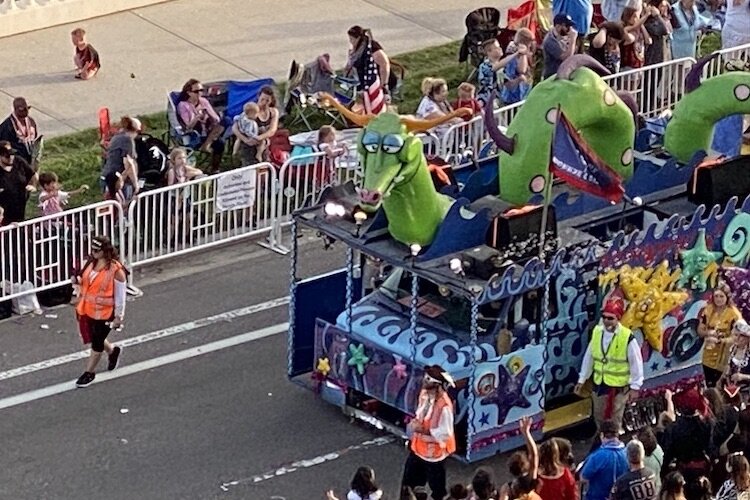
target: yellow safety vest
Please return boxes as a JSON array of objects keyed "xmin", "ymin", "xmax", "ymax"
[{"xmin": 591, "ymin": 324, "xmax": 632, "ymax": 388}]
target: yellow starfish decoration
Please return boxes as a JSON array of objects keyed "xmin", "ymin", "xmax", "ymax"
[
  {"xmin": 316, "ymin": 357, "xmax": 331, "ymax": 377},
  {"xmin": 619, "ymin": 262, "xmax": 688, "ymax": 352}
]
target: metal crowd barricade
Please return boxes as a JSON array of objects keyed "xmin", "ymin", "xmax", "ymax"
[
  {"xmin": 602, "ymin": 57, "xmax": 696, "ymax": 117},
  {"xmin": 126, "ymin": 163, "xmax": 279, "ymax": 270},
  {"xmin": 0, "ymin": 201, "xmax": 123, "ymax": 301},
  {"xmin": 440, "ymin": 114, "xmax": 485, "ymax": 165},
  {"xmin": 703, "ymin": 42, "xmax": 750, "ymax": 79}
]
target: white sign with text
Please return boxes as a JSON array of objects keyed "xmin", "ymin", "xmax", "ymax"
[{"xmin": 216, "ymin": 170, "xmax": 257, "ymax": 212}]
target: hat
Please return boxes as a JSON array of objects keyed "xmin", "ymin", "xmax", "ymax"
[
  {"xmin": 553, "ymin": 13, "xmax": 576, "ymax": 28},
  {"xmin": 424, "ymin": 365, "xmax": 456, "ymax": 388},
  {"xmin": 735, "ymin": 319, "xmax": 750, "ymax": 337},
  {"xmin": 602, "ymin": 297, "xmax": 624, "ymax": 320},
  {"xmin": 0, "ymin": 140, "xmax": 16, "ymax": 156}
]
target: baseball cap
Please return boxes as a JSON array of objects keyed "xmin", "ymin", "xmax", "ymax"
[
  {"xmin": 553, "ymin": 13, "xmax": 576, "ymax": 28},
  {"xmin": 0, "ymin": 140, "xmax": 16, "ymax": 156}
]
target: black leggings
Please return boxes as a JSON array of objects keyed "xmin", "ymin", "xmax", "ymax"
[
  {"xmin": 81, "ymin": 316, "xmax": 112, "ymax": 352},
  {"xmin": 401, "ymin": 452, "xmax": 447, "ymax": 500}
]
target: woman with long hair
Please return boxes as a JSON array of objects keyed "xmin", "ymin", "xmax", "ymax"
[
  {"xmin": 716, "ymin": 453, "xmax": 750, "ymax": 499},
  {"xmin": 536, "ymin": 439, "xmax": 578, "ymax": 500},
  {"xmin": 234, "ymin": 86, "xmax": 278, "ymax": 164},
  {"xmin": 659, "ymin": 471, "xmax": 687, "ymax": 500},
  {"xmin": 698, "ymin": 282, "xmax": 741, "ymax": 387},
  {"xmin": 345, "ymin": 26, "xmax": 395, "ymax": 94},
  {"xmin": 177, "ymin": 78, "xmax": 225, "ymax": 171},
  {"xmin": 73, "ymin": 235, "xmax": 127, "ymax": 387}
]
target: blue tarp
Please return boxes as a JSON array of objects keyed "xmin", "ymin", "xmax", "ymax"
[{"xmin": 225, "ymin": 78, "xmax": 275, "ymax": 122}]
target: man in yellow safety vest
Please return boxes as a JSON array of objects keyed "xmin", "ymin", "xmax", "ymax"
[
  {"xmin": 575, "ymin": 297, "xmax": 644, "ymax": 432},
  {"xmin": 401, "ymin": 365, "xmax": 456, "ymax": 500}
]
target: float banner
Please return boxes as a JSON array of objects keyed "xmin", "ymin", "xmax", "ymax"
[{"xmin": 549, "ymin": 111, "xmax": 624, "ymax": 204}]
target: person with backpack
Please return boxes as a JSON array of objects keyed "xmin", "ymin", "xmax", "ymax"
[{"xmin": 73, "ymin": 235, "xmax": 127, "ymax": 388}]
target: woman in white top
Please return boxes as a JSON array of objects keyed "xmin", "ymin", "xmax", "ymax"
[{"xmin": 416, "ymin": 77, "xmax": 462, "ymax": 138}]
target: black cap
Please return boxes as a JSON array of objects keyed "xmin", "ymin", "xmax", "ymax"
[
  {"xmin": 0, "ymin": 140, "xmax": 16, "ymax": 156},
  {"xmin": 553, "ymin": 13, "xmax": 576, "ymax": 28}
]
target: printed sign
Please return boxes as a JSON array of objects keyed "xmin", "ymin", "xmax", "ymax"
[{"xmin": 216, "ymin": 170, "xmax": 256, "ymax": 212}]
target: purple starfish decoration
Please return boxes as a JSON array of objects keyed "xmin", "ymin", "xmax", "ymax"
[{"xmin": 480, "ymin": 364, "xmax": 531, "ymax": 426}]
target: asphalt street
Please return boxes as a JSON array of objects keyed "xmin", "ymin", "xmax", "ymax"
[{"xmin": 0, "ymin": 234, "xmax": 593, "ymax": 500}]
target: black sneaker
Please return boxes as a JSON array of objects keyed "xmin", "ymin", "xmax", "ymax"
[
  {"xmin": 108, "ymin": 346, "xmax": 122, "ymax": 371},
  {"xmin": 75, "ymin": 371, "xmax": 95, "ymax": 388}
]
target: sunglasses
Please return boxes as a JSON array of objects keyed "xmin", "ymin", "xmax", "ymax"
[
  {"xmin": 602, "ymin": 315, "xmax": 617, "ymax": 320},
  {"xmin": 189, "ymin": 88, "xmax": 204, "ymax": 94}
]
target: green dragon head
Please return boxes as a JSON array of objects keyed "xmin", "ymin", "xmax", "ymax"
[
  {"xmin": 485, "ymin": 55, "xmax": 637, "ymax": 206},
  {"xmin": 356, "ymin": 114, "xmax": 422, "ymax": 210}
]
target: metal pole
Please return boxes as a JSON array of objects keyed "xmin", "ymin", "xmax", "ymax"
[
  {"xmin": 409, "ymin": 272, "xmax": 419, "ymax": 362},
  {"xmin": 537, "ymin": 173, "xmax": 554, "ymax": 260},
  {"xmin": 345, "ymin": 246, "xmax": 354, "ymax": 335}
]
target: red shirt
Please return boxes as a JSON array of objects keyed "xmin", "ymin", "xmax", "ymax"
[
  {"xmin": 537, "ymin": 467, "xmax": 578, "ymax": 500},
  {"xmin": 451, "ymin": 98, "xmax": 481, "ymax": 121}
]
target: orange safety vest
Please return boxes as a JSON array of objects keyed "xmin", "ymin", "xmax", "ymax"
[
  {"xmin": 410, "ymin": 390, "xmax": 456, "ymax": 461},
  {"xmin": 76, "ymin": 261, "xmax": 123, "ymax": 320}
]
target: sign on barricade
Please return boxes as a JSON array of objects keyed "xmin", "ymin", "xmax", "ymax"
[
  {"xmin": 216, "ymin": 169, "xmax": 257, "ymax": 212},
  {"xmin": 127, "ymin": 163, "xmax": 280, "ymax": 270}
]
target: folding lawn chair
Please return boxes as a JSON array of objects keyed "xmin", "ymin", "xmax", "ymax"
[{"xmin": 284, "ymin": 56, "xmax": 358, "ymax": 130}]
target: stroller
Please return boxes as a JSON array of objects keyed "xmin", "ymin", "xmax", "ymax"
[
  {"xmin": 459, "ymin": 7, "xmax": 501, "ymax": 70},
  {"xmin": 284, "ymin": 55, "xmax": 358, "ymax": 131},
  {"xmin": 135, "ymin": 133, "xmax": 170, "ymax": 191}
]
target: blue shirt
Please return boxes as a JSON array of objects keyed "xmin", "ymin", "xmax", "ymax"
[
  {"xmin": 581, "ymin": 440, "xmax": 628, "ymax": 500},
  {"xmin": 476, "ymin": 59, "xmax": 497, "ymax": 107}
]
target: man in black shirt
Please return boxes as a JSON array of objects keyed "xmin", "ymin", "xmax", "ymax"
[
  {"xmin": 0, "ymin": 140, "xmax": 37, "ymax": 225},
  {"xmin": 611, "ymin": 440, "xmax": 658, "ymax": 500},
  {"xmin": 0, "ymin": 97, "xmax": 41, "ymax": 166}
]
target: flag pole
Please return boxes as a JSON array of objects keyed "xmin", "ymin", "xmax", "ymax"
[{"xmin": 537, "ymin": 107, "xmax": 559, "ymax": 260}]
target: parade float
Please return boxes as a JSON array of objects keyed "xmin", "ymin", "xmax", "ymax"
[{"xmin": 286, "ymin": 54, "xmax": 750, "ymax": 462}]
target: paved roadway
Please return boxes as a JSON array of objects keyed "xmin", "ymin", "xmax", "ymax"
[
  {"xmin": 0, "ymin": 235, "xmax": 592, "ymax": 500},
  {"xmin": 0, "ymin": 0, "xmax": 497, "ymax": 138}
]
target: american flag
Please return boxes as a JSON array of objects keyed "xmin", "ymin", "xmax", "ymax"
[{"xmin": 361, "ymin": 36, "xmax": 386, "ymax": 114}]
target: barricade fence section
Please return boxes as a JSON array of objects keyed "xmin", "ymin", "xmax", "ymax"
[
  {"xmin": 602, "ymin": 57, "xmax": 695, "ymax": 118},
  {"xmin": 0, "ymin": 201, "xmax": 123, "ymax": 301},
  {"xmin": 127, "ymin": 163, "xmax": 278, "ymax": 270},
  {"xmin": 703, "ymin": 41, "xmax": 750, "ymax": 79}
]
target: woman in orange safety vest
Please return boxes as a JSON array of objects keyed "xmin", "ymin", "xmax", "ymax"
[
  {"xmin": 73, "ymin": 235, "xmax": 127, "ymax": 388},
  {"xmin": 401, "ymin": 364, "xmax": 456, "ymax": 500}
]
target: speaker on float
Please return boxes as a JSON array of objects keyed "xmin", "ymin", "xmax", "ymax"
[{"xmin": 688, "ymin": 155, "xmax": 750, "ymax": 207}]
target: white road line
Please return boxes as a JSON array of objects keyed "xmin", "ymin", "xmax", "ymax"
[
  {"xmin": 0, "ymin": 322, "xmax": 289, "ymax": 411},
  {"xmin": 219, "ymin": 436, "xmax": 397, "ymax": 491},
  {"xmin": 0, "ymin": 296, "xmax": 289, "ymax": 382}
]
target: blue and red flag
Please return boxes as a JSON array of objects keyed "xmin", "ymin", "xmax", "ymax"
[{"xmin": 549, "ymin": 111, "xmax": 625, "ymax": 204}]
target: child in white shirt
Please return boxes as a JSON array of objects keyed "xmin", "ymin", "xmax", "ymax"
[
  {"xmin": 317, "ymin": 125, "xmax": 346, "ymax": 158},
  {"xmin": 232, "ymin": 101, "xmax": 265, "ymax": 163},
  {"xmin": 38, "ymin": 171, "xmax": 88, "ymax": 216}
]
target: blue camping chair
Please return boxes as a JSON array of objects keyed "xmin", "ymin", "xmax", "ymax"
[{"xmin": 166, "ymin": 78, "xmax": 276, "ymax": 152}]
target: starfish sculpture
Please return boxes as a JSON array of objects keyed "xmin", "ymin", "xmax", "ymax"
[
  {"xmin": 678, "ymin": 229, "xmax": 723, "ymax": 292},
  {"xmin": 316, "ymin": 357, "xmax": 331, "ymax": 377},
  {"xmin": 723, "ymin": 266, "xmax": 750, "ymax": 320},
  {"xmin": 480, "ymin": 364, "xmax": 531, "ymax": 426},
  {"xmin": 347, "ymin": 343, "xmax": 370, "ymax": 375},
  {"xmin": 392, "ymin": 357, "xmax": 408, "ymax": 380},
  {"xmin": 620, "ymin": 264, "xmax": 688, "ymax": 352}
]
